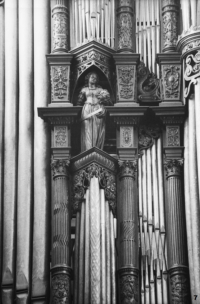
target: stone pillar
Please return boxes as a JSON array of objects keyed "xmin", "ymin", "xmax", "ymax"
[
  {"xmin": 162, "ymin": 0, "xmax": 179, "ymax": 53},
  {"xmin": 117, "ymin": 0, "xmax": 134, "ymax": 53},
  {"xmin": 2, "ymin": 0, "xmax": 18, "ymax": 302},
  {"xmin": 51, "ymin": 159, "xmax": 72, "ymax": 304},
  {"xmin": 164, "ymin": 159, "xmax": 190, "ymax": 304},
  {"xmin": 16, "ymin": 0, "xmax": 33, "ymax": 302},
  {"xmin": 118, "ymin": 160, "xmax": 139, "ymax": 304},
  {"xmin": 52, "ymin": 0, "xmax": 69, "ymax": 53}
]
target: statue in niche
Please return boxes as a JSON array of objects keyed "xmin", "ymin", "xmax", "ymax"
[{"xmin": 77, "ymin": 72, "xmax": 112, "ymax": 152}]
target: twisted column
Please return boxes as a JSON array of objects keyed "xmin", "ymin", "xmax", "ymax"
[
  {"xmin": 118, "ymin": 160, "xmax": 139, "ymax": 304},
  {"xmin": 162, "ymin": 0, "xmax": 179, "ymax": 52},
  {"xmin": 117, "ymin": 0, "xmax": 134, "ymax": 52},
  {"xmin": 164, "ymin": 159, "xmax": 190, "ymax": 304},
  {"xmin": 51, "ymin": 159, "xmax": 72, "ymax": 304}
]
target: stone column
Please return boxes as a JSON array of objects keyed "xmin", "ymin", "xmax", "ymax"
[
  {"xmin": 2, "ymin": 0, "xmax": 18, "ymax": 302},
  {"xmin": 118, "ymin": 160, "xmax": 139, "ymax": 304},
  {"xmin": 51, "ymin": 159, "xmax": 72, "ymax": 304},
  {"xmin": 117, "ymin": 0, "xmax": 134, "ymax": 53},
  {"xmin": 164, "ymin": 159, "xmax": 190, "ymax": 304},
  {"xmin": 162, "ymin": 0, "xmax": 179, "ymax": 53}
]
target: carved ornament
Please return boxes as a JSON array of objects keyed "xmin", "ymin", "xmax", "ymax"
[
  {"xmin": 51, "ymin": 66, "xmax": 69, "ymax": 101},
  {"xmin": 73, "ymin": 163, "xmax": 116, "ymax": 213},
  {"xmin": 162, "ymin": 0, "xmax": 178, "ymax": 52},
  {"xmin": 51, "ymin": 159, "xmax": 70, "ymax": 178},
  {"xmin": 117, "ymin": 66, "xmax": 135, "ymax": 100},
  {"xmin": 51, "ymin": 274, "xmax": 70, "ymax": 304},
  {"xmin": 184, "ymin": 51, "xmax": 200, "ymax": 98},
  {"xmin": 114, "ymin": 117, "xmax": 139, "ymax": 125},
  {"xmin": 138, "ymin": 124, "xmax": 160, "ymax": 151},
  {"xmin": 52, "ymin": 5, "xmax": 68, "ymax": 53},
  {"xmin": 162, "ymin": 65, "xmax": 181, "ymax": 100},
  {"xmin": 119, "ymin": 274, "xmax": 139, "ymax": 304},
  {"xmin": 160, "ymin": 116, "xmax": 184, "ymax": 125},
  {"xmin": 47, "ymin": 117, "xmax": 75, "ymax": 125},
  {"xmin": 117, "ymin": 13, "xmax": 133, "ymax": 50},
  {"xmin": 118, "ymin": 160, "xmax": 137, "ymax": 180},
  {"xmin": 166, "ymin": 126, "xmax": 180, "ymax": 147},
  {"xmin": 120, "ymin": 126, "xmax": 133, "ymax": 148},
  {"xmin": 164, "ymin": 159, "xmax": 183, "ymax": 178},
  {"xmin": 170, "ymin": 274, "xmax": 190, "ymax": 303},
  {"xmin": 54, "ymin": 126, "xmax": 68, "ymax": 147},
  {"xmin": 137, "ymin": 62, "xmax": 160, "ymax": 101}
]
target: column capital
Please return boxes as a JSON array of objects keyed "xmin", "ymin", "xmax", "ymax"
[
  {"xmin": 51, "ymin": 159, "xmax": 70, "ymax": 178},
  {"xmin": 118, "ymin": 160, "xmax": 137, "ymax": 180},
  {"xmin": 164, "ymin": 159, "xmax": 183, "ymax": 178}
]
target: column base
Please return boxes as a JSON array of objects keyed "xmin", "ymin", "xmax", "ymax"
[
  {"xmin": 51, "ymin": 266, "xmax": 73, "ymax": 304},
  {"xmin": 168, "ymin": 266, "xmax": 190, "ymax": 304},
  {"xmin": 118, "ymin": 267, "xmax": 139, "ymax": 304}
]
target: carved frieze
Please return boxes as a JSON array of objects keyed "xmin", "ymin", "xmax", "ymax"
[
  {"xmin": 117, "ymin": 13, "xmax": 133, "ymax": 51},
  {"xmin": 51, "ymin": 159, "xmax": 70, "ymax": 178},
  {"xmin": 170, "ymin": 273, "xmax": 190, "ymax": 304},
  {"xmin": 138, "ymin": 124, "xmax": 160, "ymax": 151},
  {"xmin": 114, "ymin": 117, "xmax": 139, "ymax": 125},
  {"xmin": 120, "ymin": 126, "xmax": 133, "ymax": 148},
  {"xmin": 164, "ymin": 159, "xmax": 183, "ymax": 178},
  {"xmin": 51, "ymin": 66, "xmax": 69, "ymax": 101},
  {"xmin": 119, "ymin": 274, "xmax": 139, "ymax": 304},
  {"xmin": 162, "ymin": 65, "xmax": 181, "ymax": 100},
  {"xmin": 166, "ymin": 126, "xmax": 180, "ymax": 147},
  {"xmin": 51, "ymin": 274, "xmax": 70, "ymax": 304},
  {"xmin": 184, "ymin": 51, "xmax": 200, "ymax": 98},
  {"xmin": 162, "ymin": 0, "xmax": 178, "ymax": 52},
  {"xmin": 116, "ymin": 66, "xmax": 135, "ymax": 101},
  {"xmin": 118, "ymin": 160, "xmax": 137, "ymax": 180},
  {"xmin": 48, "ymin": 117, "xmax": 75, "ymax": 125},
  {"xmin": 52, "ymin": 5, "xmax": 68, "ymax": 53},
  {"xmin": 54, "ymin": 126, "xmax": 68, "ymax": 147}
]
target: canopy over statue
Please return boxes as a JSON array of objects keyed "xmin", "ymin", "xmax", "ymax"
[{"xmin": 77, "ymin": 72, "xmax": 112, "ymax": 152}]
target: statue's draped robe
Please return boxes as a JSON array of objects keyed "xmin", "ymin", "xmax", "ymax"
[{"xmin": 77, "ymin": 86, "xmax": 108, "ymax": 152}]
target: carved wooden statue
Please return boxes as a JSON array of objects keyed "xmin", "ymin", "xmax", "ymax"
[{"xmin": 77, "ymin": 72, "xmax": 112, "ymax": 152}]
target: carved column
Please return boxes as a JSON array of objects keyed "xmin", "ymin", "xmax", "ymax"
[
  {"xmin": 118, "ymin": 160, "xmax": 139, "ymax": 304},
  {"xmin": 164, "ymin": 159, "xmax": 190, "ymax": 304},
  {"xmin": 162, "ymin": 0, "xmax": 179, "ymax": 53},
  {"xmin": 51, "ymin": 159, "xmax": 72, "ymax": 304},
  {"xmin": 52, "ymin": 0, "xmax": 69, "ymax": 53},
  {"xmin": 117, "ymin": 0, "xmax": 134, "ymax": 53}
]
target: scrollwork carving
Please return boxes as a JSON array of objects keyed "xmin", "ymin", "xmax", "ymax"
[
  {"xmin": 138, "ymin": 124, "xmax": 160, "ymax": 151},
  {"xmin": 54, "ymin": 126, "xmax": 68, "ymax": 147},
  {"xmin": 51, "ymin": 159, "xmax": 70, "ymax": 178},
  {"xmin": 52, "ymin": 5, "xmax": 68, "ymax": 53},
  {"xmin": 164, "ymin": 159, "xmax": 183, "ymax": 178},
  {"xmin": 118, "ymin": 160, "xmax": 138, "ymax": 180},
  {"xmin": 117, "ymin": 66, "xmax": 135, "ymax": 100},
  {"xmin": 51, "ymin": 274, "xmax": 70, "ymax": 304},
  {"xmin": 163, "ymin": 65, "xmax": 181, "ymax": 99},
  {"xmin": 117, "ymin": 13, "xmax": 133, "ymax": 50},
  {"xmin": 166, "ymin": 126, "xmax": 180, "ymax": 147},
  {"xmin": 119, "ymin": 275, "xmax": 139, "ymax": 304},
  {"xmin": 51, "ymin": 66, "xmax": 69, "ymax": 101},
  {"xmin": 170, "ymin": 274, "xmax": 190, "ymax": 304},
  {"xmin": 162, "ymin": 1, "xmax": 178, "ymax": 52},
  {"xmin": 184, "ymin": 51, "xmax": 200, "ymax": 97}
]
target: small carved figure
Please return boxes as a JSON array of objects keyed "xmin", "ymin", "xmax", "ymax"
[{"xmin": 77, "ymin": 72, "xmax": 112, "ymax": 152}]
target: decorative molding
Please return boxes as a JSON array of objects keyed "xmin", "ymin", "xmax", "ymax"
[
  {"xmin": 184, "ymin": 51, "xmax": 200, "ymax": 98},
  {"xmin": 76, "ymin": 50, "xmax": 109, "ymax": 66},
  {"xmin": 76, "ymin": 60, "xmax": 111, "ymax": 82},
  {"xmin": 164, "ymin": 159, "xmax": 183, "ymax": 177},
  {"xmin": 47, "ymin": 117, "xmax": 75, "ymax": 125},
  {"xmin": 51, "ymin": 159, "xmax": 70, "ymax": 178},
  {"xmin": 54, "ymin": 126, "xmax": 68, "ymax": 147},
  {"xmin": 118, "ymin": 160, "xmax": 137, "ymax": 179},
  {"xmin": 114, "ymin": 117, "xmax": 139, "ymax": 125},
  {"xmin": 137, "ymin": 62, "xmax": 160, "ymax": 102},
  {"xmin": 162, "ymin": 65, "xmax": 181, "ymax": 100},
  {"xmin": 160, "ymin": 115, "xmax": 184, "ymax": 125},
  {"xmin": 166, "ymin": 126, "xmax": 180, "ymax": 147},
  {"xmin": 51, "ymin": 274, "xmax": 70, "ymax": 303},
  {"xmin": 169, "ymin": 267, "xmax": 190, "ymax": 304},
  {"xmin": 51, "ymin": 66, "xmax": 69, "ymax": 101},
  {"xmin": 117, "ymin": 66, "xmax": 135, "ymax": 100},
  {"xmin": 162, "ymin": 0, "xmax": 178, "ymax": 52},
  {"xmin": 117, "ymin": 13, "xmax": 133, "ymax": 51},
  {"xmin": 120, "ymin": 126, "xmax": 134, "ymax": 148},
  {"xmin": 138, "ymin": 124, "xmax": 160, "ymax": 151},
  {"xmin": 52, "ymin": 4, "xmax": 68, "ymax": 53},
  {"xmin": 119, "ymin": 271, "xmax": 139, "ymax": 304}
]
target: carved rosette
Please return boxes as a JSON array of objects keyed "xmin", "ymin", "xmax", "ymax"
[
  {"xmin": 117, "ymin": 0, "xmax": 133, "ymax": 52},
  {"xmin": 162, "ymin": 65, "xmax": 181, "ymax": 100},
  {"xmin": 52, "ymin": 4, "xmax": 68, "ymax": 53},
  {"xmin": 51, "ymin": 159, "xmax": 70, "ymax": 178},
  {"xmin": 116, "ymin": 66, "xmax": 135, "ymax": 101},
  {"xmin": 138, "ymin": 124, "xmax": 160, "ymax": 151},
  {"xmin": 118, "ymin": 268, "xmax": 139, "ymax": 304},
  {"xmin": 73, "ymin": 163, "xmax": 116, "ymax": 213},
  {"xmin": 118, "ymin": 160, "xmax": 137, "ymax": 180},
  {"xmin": 164, "ymin": 159, "xmax": 183, "ymax": 178},
  {"xmin": 162, "ymin": 0, "xmax": 178, "ymax": 52},
  {"xmin": 51, "ymin": 66, "xmax": 69, "ymax": 101}
]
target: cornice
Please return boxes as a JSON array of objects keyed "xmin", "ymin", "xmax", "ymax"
[
  {"xmin": 69, "ymin": 40, "xmax": 116, "ymax": 56},
  {"xmin": 38, "ymin": 106, "xmax": 81, "ymax": 125}
]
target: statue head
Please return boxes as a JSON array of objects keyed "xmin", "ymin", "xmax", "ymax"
[{"xmin": 85, "ymin": 72, "xmax": 100, "ymax": 86}]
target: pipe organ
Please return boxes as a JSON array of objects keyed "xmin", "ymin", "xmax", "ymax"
[{"xmin": 1, "ymin": 0, "xmax": 200, "ymax": 303}]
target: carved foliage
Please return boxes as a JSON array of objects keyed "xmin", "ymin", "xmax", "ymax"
[
  {"xmin": 120, "ymin": 126, "xmax": 133, "ymax": 148},
  {"xmin": 120, "ymin": 275, "xmax": 139, "ymax": 304},
  {"xmin": 52, "ymin": 274, "xmax": 70, "ymax": 304},
  {"xmin": 77, "ymin": 50, "xmax": 109, "ymax": 65},
  {"xmin": 51, "ymin": 66, "xmax": 69, "ymax": 101},
  {"xmin": 166, "ymin": 126, "xmax": 180, "ymax": 146},
  {"xmin": 163, "ymin": 65, "xmax": 181, "ymax": 99},
  {"xmin": 164, "ymin": 159, "xmax": 183, "ymax": 177},
  {"xmin": 117, "ymin": 13, "xmax": 133, "ymax": 50},
  {"xmin": 52, "ymin": 6, "xmax": 68, "ymax": 52},
  {"xmin": 170, "ymin": 274, "xmax": 190, "ymax": 304},
  {"xmin": 51, "ymin": 159, "xmax": 70, "ymax": 178},
  {"xmin": 163, "ymin": 9, "xmax": 178, "ymax": 50},
  {"xmin": 184, "ymin": 51, "xmax": 200, "ymax": 97},
  {"xmin": 138, "ymin": 124, "xmax": 160, "ymax": 151},
  {"xmin": 54, "ymin": 126, "xmax": 68, "ymax": 147},
  {"xmin": 73, "ymin": 164, "xmax": 116, "ymax": 212},
  {"xmin": 118, "ymin": 160, "xmax": 137, "ymax": 179},
  {"xmin": 117, "ymin": 66, "xmax": 135, "ymax": 100}
]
